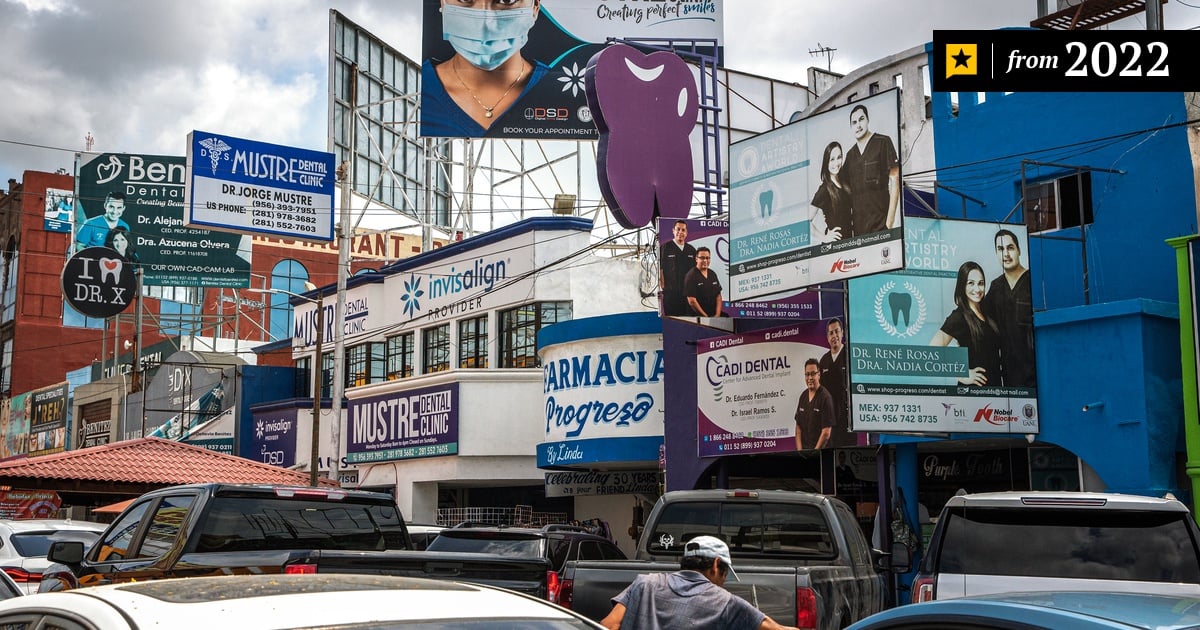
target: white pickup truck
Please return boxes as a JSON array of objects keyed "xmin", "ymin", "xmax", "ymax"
[{"xmin": 913, "ymin": 491, "xmax": 1200, "ymax": 602}]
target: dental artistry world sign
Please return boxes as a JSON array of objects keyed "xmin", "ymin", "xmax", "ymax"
[
  {"xmin": 185, "ymin": 130, "xmax": 335, "ymax": 242},
  {"xmin": 346, "ymin": 383, "xmax": 459, "ymax": 463},
  {"xmin": 420, "ymin": 0, "xmax": 723, "ymax": 140},
  {"xmin": 538, "ymin": 313, "xmax": 664, "ymax": 470},
  {"xmin": 728, "ymin": 89, "xmax": 905, "ymax": 301},
  {"xmin": 847, "ymin": 217, "xmax": 1039, "ymax": 435}
]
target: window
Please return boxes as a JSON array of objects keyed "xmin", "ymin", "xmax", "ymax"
[
  {"xmin": 346, "ymin": 342, "xmax": 385, "ymax": 387},
  {"xmin": 422, "ymin": 324, "xmax": 451, "ymax": 373},
  {"xmin": 144, "ymin": 285, "xmax": 200, "ymax": 304},
  {"xmin": 269, "ymin": 260, "xmax": 310, "ymax": 341},
  {"xmin": 137, "ymin": 495, "xmax": 197, "ymax": 558},
  {"xmin": 458, "ymin": 316, "xmax": 488, "ymax": 368},
  {"xmin": 193, "ymin": 496, "xmax": 408, "ymax": 552},
  {"xmin": 0, "ymin": 337, "xmax": 10, "ymax": 395},
  {"xmin": 296, "ymin": 353, "xmax": 333, "ymax": 398},
  {"xmin": 1023, "ymin": 171, "xmax": 1093, "ymax": 233},
  {"xmin": 386, "ymin": 333, "xmax": 415, "ymax": 379},
  {"xmin": 91, "ymin": 500, "xmax": 153, "ymax": 562},
  {"xmin": 499, "ymin": 302, "xmax": 571, "ymax": 368},
  {"xmin": 868, "ymin": 81, "xmax": 880, "ymax": 95},
  {"xmin": 1, "ymin": 239, "xmax": 16, "ymax": 323},
  {"xmin": 644, "ymin": 501, "xmax": 833, "ymax": 559}
]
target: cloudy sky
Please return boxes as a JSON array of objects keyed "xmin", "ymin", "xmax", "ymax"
[{"xmin": 1, "ymin": 0, "xmax": 1193, "ymax": 184}]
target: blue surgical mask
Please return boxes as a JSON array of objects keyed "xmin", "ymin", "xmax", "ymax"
[{"xmin": 441, "ymin": 5, "xmax": 536, "ymax": 71}]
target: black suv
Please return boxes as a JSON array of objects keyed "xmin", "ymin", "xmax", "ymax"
[{"xmin": 426, "ymin": 523, "xmax": 626, "ymax": 603}]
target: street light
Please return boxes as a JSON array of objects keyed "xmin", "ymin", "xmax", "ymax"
[{"xmin": 250, "ymin": 282, "xmax": 323, "ymax": 487}]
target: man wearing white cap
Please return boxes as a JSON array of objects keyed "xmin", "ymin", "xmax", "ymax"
[{"xmin": 600, "ymin": 535, "xmax": 799, "ymax": 630}]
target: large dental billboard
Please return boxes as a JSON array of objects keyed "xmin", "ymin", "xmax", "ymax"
[
  {"xmin": 729, "ymin": 89, "xmax": 904, "ymax": 301},
  {"xmin": 185, "ymin": 130, "xmax": 335, "ymax": 242},
  {"xmin": 697, "ymin": 320, "xmax": 855, "ymax": 457},
  {"xmin": 420, "ymin": 0, "xmax": 723, "ymax": 139},
  {"xmin": 658, "ymin": 217, "xmax": 820, "ymax": 320},
  {"xmin": 847, "ymin": 217, "xmax": 1038, "ymax": 434},
  {"xmin": 76, "ymin": 152, "xmax": 251, "ymax": 287}
]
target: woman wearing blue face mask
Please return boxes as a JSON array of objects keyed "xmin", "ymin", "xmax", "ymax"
[{"xmin": 422, "ymin": 0, "xmax": 549, "ymax": 137}]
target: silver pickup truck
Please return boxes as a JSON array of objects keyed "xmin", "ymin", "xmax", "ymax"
[{"xmin": 559, "ymin": 489, "xmax": 907, "ymax": 629}]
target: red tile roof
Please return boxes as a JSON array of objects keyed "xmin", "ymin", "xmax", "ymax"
[{"xmin": 0, "ymin": 438, "xmax": 338, "ymax": 487}]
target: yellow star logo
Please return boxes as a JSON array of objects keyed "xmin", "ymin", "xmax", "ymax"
[{"xmin": 946, "ymin": 44, "xmax": 977, "ymax": 78}]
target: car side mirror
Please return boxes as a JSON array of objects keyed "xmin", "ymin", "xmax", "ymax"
[
  {"xmin": 888, "ymin": 542, "xmax": 912, "ymax": 573},
  {"xmin": 47, "ymin": 540, "xmax": 85, "ymax": 564}
]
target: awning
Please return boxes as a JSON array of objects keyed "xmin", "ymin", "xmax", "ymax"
[{"xmin": 93, "ymin": 498, "xmax": 134, "ymax": 514}]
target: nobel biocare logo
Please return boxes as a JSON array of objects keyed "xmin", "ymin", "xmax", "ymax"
[{"xmin": 873, "ymin": 280, "xmax": 927, "ymax": 338}]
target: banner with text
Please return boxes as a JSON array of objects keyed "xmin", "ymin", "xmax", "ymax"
[
  {"xmin": 28, "ymin": 382, "xmax": 67, "ymax": 457},
  {"xmin": 76, "ymin": 152, "xmax": 251, "ymax": 287},
  {"xmin": 847, "ymin": 217, "xmax": 1038, "ymax": 434},
  {"xmin": 697, "ymin": 321, "xmax": 847, "ymax": 456},
  {"xmin": 729, "ymin": 89, "xmax": 904, "ymax": 301},
  {"xmin": 185, "ymin": 130, "xmax": 335, "ymax": 242},
  {"xmin": 346, "ymin": 383, "xmax": 459, "ymax": 463},
  {"xmin": 420, "ymin": 0, "xmax": 723, "ymax": 140}
]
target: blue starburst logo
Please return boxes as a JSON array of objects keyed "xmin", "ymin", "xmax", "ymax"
[
  {"xmin": 401, "ymin": 275, "xmax": 424, "ymax": 317},
  {"xmin": 557, "ymin": 62, "xmax": 586, "ymax": 97}
]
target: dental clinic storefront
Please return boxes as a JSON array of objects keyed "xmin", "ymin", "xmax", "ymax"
[{"xmin": 285, "ymin": 217, "xmax": 651, "ymax": 526}]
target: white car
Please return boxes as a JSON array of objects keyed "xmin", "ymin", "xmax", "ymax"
[
  {"xmin": 0, "ymin": 573, "xmax": 606, "ymax": 629},
  {"xmin": 0, "ymin": 519, "xmax": 107, "ymax": 595}
]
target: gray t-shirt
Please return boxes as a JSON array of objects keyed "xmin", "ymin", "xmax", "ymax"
[{"xmin": 612, "ymin": 570, "xmax": 765, "ymax": 630}]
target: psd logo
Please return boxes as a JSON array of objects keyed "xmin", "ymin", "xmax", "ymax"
[{"xmin": 524, "ymin": 106, "xmax": 570, "ymax": 121}]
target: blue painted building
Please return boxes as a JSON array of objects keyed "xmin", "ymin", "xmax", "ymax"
[{"xmin": 903, "ymin": 84, "xmax": 1195, "ymax": 499}]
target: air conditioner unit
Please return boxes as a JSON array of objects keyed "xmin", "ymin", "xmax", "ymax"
[{"xmin": 552, "ymin": 194, "xmax": 576, "ymax": 215}]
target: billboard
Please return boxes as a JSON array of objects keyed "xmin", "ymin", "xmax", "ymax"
[
  {"xmin": 28, "ymin": 382, "xmax": 67, "ymax": 457},
  {"xmin": 76, "ymin": 152, "xmax": 252, "ymax": 287},
  {"xmin": 346, "ymin": 383, "xmax": 459, "ymax": 463},
  {"xmin": 658, "ymin": 217, "xmax": 823, "ymax": 320},
  {"xmin": 729, "ymin": 89, "xmax": 904, "ymax": 301},
  {"xmin": 697, "ymin": 320, "xmax": 854, "ymax": 457},
  {"xmin": 185, "ymin": 130, "xmax": 335, "ymax": 242},
  {"xmin": 420, "ymin": 0, "xmax": 723, "ymax": 139},
  {"xmin": 847, "ymin": 217, "xmax": 1038, "ymax": 434},
  {"xmin": 43, "ymin": 187, "xmax": 75, "ymax": 233},
  {"xmin": 1, "ymin": 393, "xmax": 29, "ymax": 460}
]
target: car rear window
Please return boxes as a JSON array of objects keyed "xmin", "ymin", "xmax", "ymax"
[
  {"xmin": 10, "ymin": 530, "xmax": 102, "ymax": 558},
  {"xmin": 645, "ymin": 501, "xmax": 835, "ymax": 558},
  {"xmin": 427, "ymin": 532, "xmax": 545, "ymax": 558},
  {"xmin": 192, "ymin": 497, "xmax": 409, "ymax": 553},
  {"xmin": 935, "ymin": 507, "xmax": 1200, "ymax": 582}
]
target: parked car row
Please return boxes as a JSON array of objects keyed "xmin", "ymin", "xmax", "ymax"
[{"xmin": 3, "ymin": 487, "xmax": 1200, "ymax": 630}]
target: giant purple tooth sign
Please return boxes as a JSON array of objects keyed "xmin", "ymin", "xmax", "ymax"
[{"xmin": 585, "ymin": 44, "xmax": 699, "ymax": 229}]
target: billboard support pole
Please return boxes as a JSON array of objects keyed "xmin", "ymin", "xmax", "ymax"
[{"xmin": 329, "ymin": 65, "xmax": 357, "ymax": 485}]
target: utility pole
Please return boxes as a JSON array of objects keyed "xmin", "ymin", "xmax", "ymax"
[{"xmin": 310, "ymin": 291, "xmax": 324, "ymax": 487}]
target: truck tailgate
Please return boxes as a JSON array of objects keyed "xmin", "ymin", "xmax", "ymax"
[{"xmin": 299, "ymin": 550, "xmax": 553, "ymax": 598}]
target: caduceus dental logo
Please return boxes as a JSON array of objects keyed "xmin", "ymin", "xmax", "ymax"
[
  {"xmin": 198, "ymin": 136, "xmax": 233, "ymax": 174},
  {"xmin": 94, "ymin": 155, "xmax": 124, "ymax": 185},
  {"xmin": 705, "ymin": 354, "xmax": 730, "ymax": 402},
  {"xmin": 873, "ymin": 280, "xmax": 928, "ymax": 338}
]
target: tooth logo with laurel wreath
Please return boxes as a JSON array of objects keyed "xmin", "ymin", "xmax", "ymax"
[{"xmin": 873, "ymin": 280, "xmax": 927, "ymax": 338}]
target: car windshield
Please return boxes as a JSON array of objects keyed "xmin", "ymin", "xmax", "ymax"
[
  {"xmin": 426, "ymin": 533, "xmax": 544, "ymax": 558},
  {"xmin": 936, "ymin": 507, "xmax": 1200, "ymax": 582},
  {"xmin": 11, "ymin": 530, "xmax": 102, "ymax": 557}
]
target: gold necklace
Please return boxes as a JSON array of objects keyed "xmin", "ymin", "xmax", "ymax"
[{"xmin": 452, "ymin": 57, "xmax": 525, "ymax": 119}]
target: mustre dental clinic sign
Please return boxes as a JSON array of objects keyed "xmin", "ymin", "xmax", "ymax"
[{"xmin": 77, "ymin": 152, "xmax": 249, "ymax": 287}]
